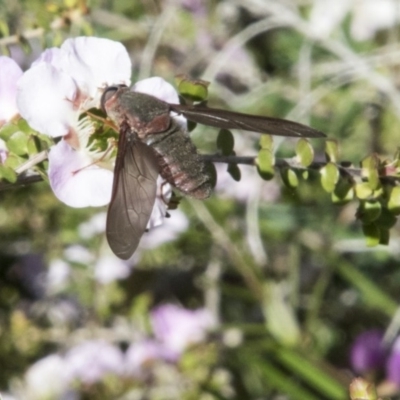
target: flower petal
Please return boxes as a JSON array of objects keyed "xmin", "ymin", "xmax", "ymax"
[
  {"xmin": 17, "ymin": 63, "xmax": 78, "ymax": 137},
  {"xmin": 59, "ymin": 37, "xmax": 132, "ymax": 102},
  {"xmin": 0, "ymin": 56, "xmax": 23, "ymax": 122},
  {"xmin": 65, "ymin": 340, "xmax": 124, "ymax": 384},
  {"xmin": 48, "ymin": 140, "xmax": 113, "ymax": 207},
  {"xmin": 94, "ymin": 255, "xmax": 131, "ymax": 284},
  {"xmin": 151, "ymin": 304, "xmax": 216, "ymax": 354}
]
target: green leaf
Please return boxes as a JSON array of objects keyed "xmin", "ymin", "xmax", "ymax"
[
  {"xmin": 320, "ymin": 162, "xmax": 339, "ymax": 193},
  {"xmin": 354, "ymin": 182, "xmax": 376, "ymax": 200},
  {"xmin": 17, "ymin": 118, "xmax": 32, "ymax": 134},
  {"xmin": 227, "ymin": 163, "xmax": 241, "ymax": 181},
  {"xmin": 187, "ymin": 120, "xmax": 197, "ymax": 132},
  {"xmin": 4, "ymin": 154, "xmax": 22, "ymax": 169},
  {"xmin": 361, "ymin": 154, "xmax": 380, "ymax": 191},
  {"xmin": 375, "ymin": 207, "xmax": 397, "ymax": 229},
  {"xmin": 175, "ymin": 75, "xmax": 209, "ymax": 101},
  {"xmin": 281, "ymin": 167, "xmax": 299, "ymax": 188},
  {"xmin": 356, "ymin": 200, "xmax": 381, "ymax": 223},
  {"xmin": 27, "ymin": 136, "xmax": 39, "ymax": 155},
  {"xmin": 0, "ymin": 122, "xmax": 19, "ymax": 140},
  {"xmin": 332, "ymin": 178, "xmax": 354, "ymax": 204},
  {"xmin": 7, "ymin": 131, "xmax": 29, "ymax": 156},
  {"xmin": 217, "ymin": 129, "xmax": 234, "ymax": 156},
  {"xmin": 387, "ymin": 186, "xmax": 400, "ymax": 215},
  {"xmin": 257, "ymin": 148, "xmax": 274, "ymax": 180},
  {"xmin": 0, "ymin": 165, "xmax": 17, "ymax": 183},
  {"xmin": 362, "ymin": 223, "xmax": 380, "ymax": 247},
  {"xmin": 259, "ymin": 134, "xmax": 273, "ymax": 150},
  {"xmin": 296, "ymin": 138, "xmax": 314, "ymax": 167},
  {"xmin": 263, "ymin": 282, "xmax": 300, "ymax": 347},
  {"xmin": 275, "ymin": 347, "xmax": 348, "ymax": 400},
  {"xmin": 379, "ymin": 229, "xmax": 390, "ymax": 245},
  {"xmin": 336, "ymin": 260, "xmax": 397, "ymax": 316},
  {"xmin": 325, "ymin": 140, "xmax": 339, "ymax": 163}
]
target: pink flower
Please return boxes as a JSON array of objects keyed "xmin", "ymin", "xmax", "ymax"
[
  {"xmin": 64, "ymin": 340, "xmax": 124, "ymax": 384},
  {"xmin": 16, "ymin": 37, "xmax": 179, "ymax": 232},
  {"xmin": 125, "ymin": 339, "xmax": 177, "ymax": 378},
  {"xmin": 17, "ymin": 37, "xmax": 131, "ymax": 207},
  {"xmin": 0, "ymin": 56, "xmax": 23, "ymax": 163},
  {"xmin": 150, "ymin": 304, "xmax": 216, "ymax": 356},
  {"xmin": 0, "ymin": 56, "xmax": 22, "ymax": 125}
]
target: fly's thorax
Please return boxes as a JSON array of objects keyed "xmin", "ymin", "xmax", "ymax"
[{"xmin": 117, "ymin": 90, "xmax": 172, "ymax": 138}]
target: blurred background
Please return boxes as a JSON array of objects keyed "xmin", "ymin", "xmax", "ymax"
[{"xmin": 1, "ymin": 0, "xmax": 400, "ymax": 399}]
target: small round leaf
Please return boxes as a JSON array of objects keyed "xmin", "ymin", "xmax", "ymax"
[
  {"xmin": 280, "ymin": 167, "xmax": 298, "ymax": 188},
  {"xmin": 320, "ymin": 162, "xmax": 339, "ymax": 193},
  {"xmin": 388, "ymin": 186, "xmax": 400, "ymax": 215},
  {"xmin": 296, "ymin": 138, "xmax": 314, "ymax": 167},
  {"xmin": 362, "ymin": 223, "xmax": 380, "ymax": 247},
  {"xmin": 325, "ymin": 140, "xmax": 339, "ymax": 163},
  {"xmin": 227, "ymin": 163, "xmax": 241, "ymax": 181},
  {"xmin": 257, "ymin": 148, "xmax": 274, "ymax": 180},
  {"xmin": 217, "ymin": 129, "xmax": 235, "ymax": 156},
  {"xmin": 356, "ymin": 200, "xmax": 381, "ymax": 223}
]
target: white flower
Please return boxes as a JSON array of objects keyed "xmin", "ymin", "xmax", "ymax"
[
  {"xmin": 150, "ymin": 304, "xmax": 216, "ymax": 355},
  {"xmin": 351, "ymin": 0, "xmax": 400, "ymax": 41},
  {"xmin": 94, "ymin": 255, "xmax": 131, "ymax": 284},
  {"xmin": 17, "ymin": 37, "xmax": 131, "ymax": 207},
  {"xmin": 309, "ymin": 0, "xmax": 400, "ymax": 41},
  {"xmin": 24, "ymin": 354, "xmax": 70, "ymax": 400},
  {"xmin": 0, "ymin": 56, "xmax": 23, "ymax": 124},
  {"xmin": 0, "ymin": 56, "xmax": 23, "ymax": 163},
  {"xmin": 139, "ymin": 208, "xmax": 189, "ymax": 250},
  {"xmin": 46, "ymin": 258, "xmax": 71, "ymax": 293},
  {"xmin": 64, "ymin": 340, "xmax": 124, "ymax": 384},
  {"xmin": 16, "ymin": 38, "xmax": 179, "ymax": 236}
]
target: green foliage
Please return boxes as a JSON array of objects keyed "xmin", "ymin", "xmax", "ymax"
[
  {"xmin": 296, "ymin": 138, "xmax": 314, "ymax": 167},
  {"xmin": 176, "ymin": 75, "xmax": 209, "ymax": 102},
  {"xmin": 2, "ymin": 1, "xmax": 400, "ymax": 400}
]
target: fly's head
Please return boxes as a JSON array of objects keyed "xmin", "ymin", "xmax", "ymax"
[{"xmin": 100, "ymin": 85, "xmax": 128, "ymax": 126}]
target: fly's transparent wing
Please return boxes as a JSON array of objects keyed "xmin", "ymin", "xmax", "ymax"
[
  {"xmin": 169, "ymin": 104, "xmax": 325, "ymax": 138},
  {"xmin": 106, "ymin": 138, "xmax": 159, "ymax": 260}
]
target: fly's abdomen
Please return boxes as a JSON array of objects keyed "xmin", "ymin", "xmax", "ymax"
[{"xmin": 148, "ymin": 123, "xmax": 213, "ymax": 199}]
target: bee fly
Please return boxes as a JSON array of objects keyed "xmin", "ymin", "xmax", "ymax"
[{"xmin": 101, "ymin": 85, "xmax": 325, "ymax": 259}]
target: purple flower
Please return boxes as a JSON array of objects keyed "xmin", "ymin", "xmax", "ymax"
[
  {"xmin": 150, "ymin": 304, "xmax": 216, "ymax": 356},
  {"xmin": 387, "ymin": 337, "xmax": 400, "ymax": 386},
  {"xmin": 350, "ymin": 329, "xmax": 386, "ymax": 374},
  {"xmin": 125, "ymin": 339, "xmax": 177, "ymax": 378},
  {"xmin": 64, "ymin": 340, "xmax": 124, "ymax": 384}
]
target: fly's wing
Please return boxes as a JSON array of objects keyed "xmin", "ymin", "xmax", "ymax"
[
  {"xmin": 106, "ymin": 138, "xmax": 159, "ymax": 260},
  {"xmin": 169, "ymin": 104, "xmax": 325, "ymax": 138}
]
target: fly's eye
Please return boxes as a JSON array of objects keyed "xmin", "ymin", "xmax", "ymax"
[
  {"xmin": 101, "ymin": 85, "xmax": 127, "ymax": 113},
  {"xmin": 100, "ymin": 86, "xmax": 119, "ymax": 113}
]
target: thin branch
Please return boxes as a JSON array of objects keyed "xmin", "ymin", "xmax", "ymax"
[
  {"xmin": 0, "ymin": 172, "xmax": 43, "ymax": 191},
  {"xmin": 0, "ymin": 152, "xmax": 369, "ymax": 192}
]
